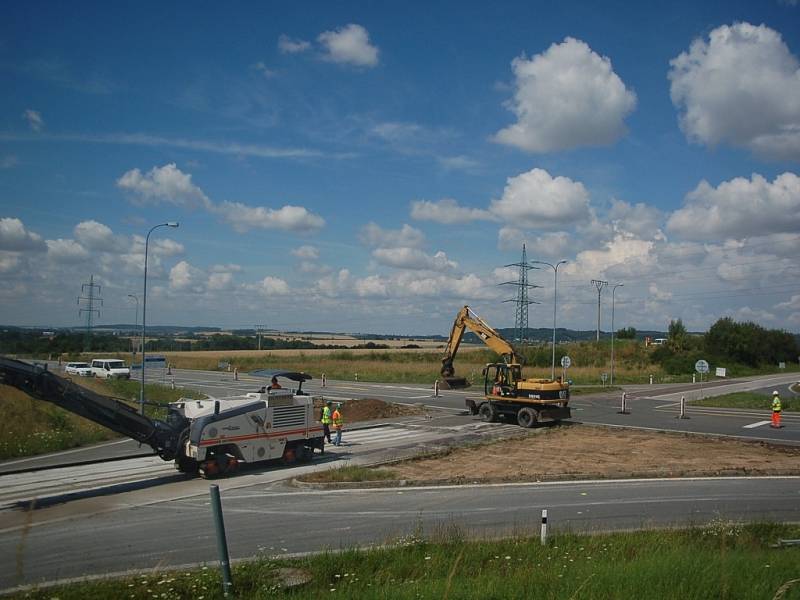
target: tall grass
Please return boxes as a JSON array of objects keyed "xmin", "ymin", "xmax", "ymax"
[
  {"xmin": 0, "ymin": 384, "xmax": 116, "ymax": 460},
  {"xmin": 13, "ymin": 522, "xmax": 800, "ymax": 599}
]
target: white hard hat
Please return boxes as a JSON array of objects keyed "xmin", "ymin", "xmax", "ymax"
[{"xmin": 772, "ymin": 390, "xmax": 779, "ymax": 395}]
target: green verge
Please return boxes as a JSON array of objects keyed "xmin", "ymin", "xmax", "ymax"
[
  {"xmin": 11, "ymin": 522, "xmax": 800, "ymax": 599},
  {"xmin": 689, "ymin": 391, "xmax": 794, "ymax": 412},
  {"xmin": 300, "ymin": 464, "xmax": 396, "ymax": 483}
]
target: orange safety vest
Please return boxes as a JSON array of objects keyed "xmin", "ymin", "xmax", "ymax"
[{"xmin": 332, "ymin": 409, "xmax": 343, "ymax": 430}]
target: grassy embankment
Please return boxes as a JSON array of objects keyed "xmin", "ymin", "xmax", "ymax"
[
  {"xmin": 0, "ymin": 377, "xmax": 203, "ymax": 460},
  {"xmin": 11, "ymin": 523, "xmax": 800, "ymax": 599},
  {"xmin": 690, "ymin": 391, "xmax": 795, "ymax": 412}
]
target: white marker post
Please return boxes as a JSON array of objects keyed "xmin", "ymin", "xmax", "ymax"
[
  {"xmin": 618, "ymin": 391, "xmax": 629, "ymax": 415},
  {"xmin": 433, "ymin": 379, "xmax": 440, "ymax": 398},
  {"xmin": 322, "ymin": 373, "xmax": 326, "ymax": 388},
  {"xmin": 540, "ymin": 509, "xmax": 548, "ymax": 545}
]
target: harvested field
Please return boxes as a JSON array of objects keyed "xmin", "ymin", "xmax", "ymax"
[{"xmin": 373, "ymin": 425, "xmax": 800, "ymax": 483}]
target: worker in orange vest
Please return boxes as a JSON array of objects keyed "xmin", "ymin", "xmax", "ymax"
[
  {"xmin": 771, "ymin": 391, "xmax": 782, "ymax": 428},
  {"xmin": 332, "ymin": 403, "xmax": 344, "ymax": 446}
]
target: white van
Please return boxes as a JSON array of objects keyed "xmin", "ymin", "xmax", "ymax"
[{"xmin": 90, "ymin": 358, "xmax": 131, "ymax": 379}]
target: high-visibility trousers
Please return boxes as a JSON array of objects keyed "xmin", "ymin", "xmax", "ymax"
[{"xmin": 772, "ymin": 411, "xmax": 781, "ymax": 427}]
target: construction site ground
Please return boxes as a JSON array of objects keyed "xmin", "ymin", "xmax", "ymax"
[{"xmin": 320, "ymin": 419, "xmax": 800, "ymax": 485}]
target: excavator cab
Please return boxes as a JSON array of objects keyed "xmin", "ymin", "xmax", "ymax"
[{"xmin": 483, "ymin": 363, "xmax": 523, "ymax": 397}]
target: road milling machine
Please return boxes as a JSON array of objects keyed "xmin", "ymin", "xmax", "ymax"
[
  {"xmin": 440, "ymin": 305, "xmax": 571, "ymax": 427},
  {"xmin": 0, "ymin": 356, "xmax": 324, "ymax": 477}
]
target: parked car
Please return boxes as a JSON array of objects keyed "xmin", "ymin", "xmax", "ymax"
[
  {"xmin": 90, "ymin": 358, "xmax": 131, "ymax": 379},
  {"xmin": 64, "ymin": 362, "xmax": 93, "ymax": 377}
]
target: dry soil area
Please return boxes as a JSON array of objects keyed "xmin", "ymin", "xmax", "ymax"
[
  {"xmin": 313, "ymin": 397, "xmax": 425, "ymax": 422},
  {"xmin": 382, "ymin": 425, "xmax": 800, "ymax": 483}
]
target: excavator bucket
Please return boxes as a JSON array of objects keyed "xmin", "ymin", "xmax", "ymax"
[{"xmin": 440, "ymin": 377, "xmax": 470, "ymax": 390}]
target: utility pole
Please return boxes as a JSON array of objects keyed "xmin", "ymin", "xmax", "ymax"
[
  {"xmin": 590, "ymin": 279, "xmax": 608, "ymax": 342},
  {"xmin": 610, "ymin": 283, "xmax": 623, "ymax": 385},
  {"xmin": 500, "ymin": 244, "xmax": 540, "ymax": 345},
  {"xmin": 255, "ymin": 324, "xmax": 268, "ymax": 350},
  {"xmin": 78, "ymin": 275, "xmax": 102, "ymax": 352},
  {"xmin": 532, "ymin": 260, "xmax": 567, "ymax": 380}
]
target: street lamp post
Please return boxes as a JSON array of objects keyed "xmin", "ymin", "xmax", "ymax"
[
  {"xmin": 610, "ymin": 283, "xmax": 624, "ymax": 385},
  {"xmin": 141, "ymin": 222, "xmax": 179, "ymax": 415},
  {"xmin": 128, "ymin": 294, "xmax": 139, "ymax": 363},
  {"xmin": 533, "ymin": 260, "xmax": 567, "ymax": 380}
]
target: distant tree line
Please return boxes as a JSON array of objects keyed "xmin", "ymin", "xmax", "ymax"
[
  {"xmin": 0, "ymin": 330, "xmax": 392, "ymax": 356},
  {"xmin": 0, "ymin": 331, "xmax": 129, "ymax": 355},
  {"xmin": 652, "ymin": 317, "xmax": 799, "ymax": 373}
]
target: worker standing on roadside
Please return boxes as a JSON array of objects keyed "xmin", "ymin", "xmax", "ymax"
[
  {"xmin": 771, "ymin": 390, "xmax": 782, "ymax": 428},
  {"xmin": 332, "ymin": 403, "xmax": 344, "ymax": 446},
  {"xmin": 321, "ymin": 400, "xmax": 333, "ymax": 443}
]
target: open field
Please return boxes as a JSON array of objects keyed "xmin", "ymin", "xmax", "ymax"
[
  {"xmin": 11, "ymin": 523, "xmax": 800, "ymax": 599},
  {"xmin": 301, "ymin": 425, "xmax": 800, "ymax": 485},
  {"xmin": 64, "ymin": 348, "xmax": 679, "ymax": 385}
]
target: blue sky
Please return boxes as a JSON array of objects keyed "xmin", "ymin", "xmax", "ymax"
[{"xmin": 1, "ymin": 1, "xmax": 799, "ymax": 335}]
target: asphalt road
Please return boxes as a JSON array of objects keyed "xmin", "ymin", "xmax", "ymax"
[{"xmin": 3, "ymin": 476, "xmax": 798, "ymax": 589}]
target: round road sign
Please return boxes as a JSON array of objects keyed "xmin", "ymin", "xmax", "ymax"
[
  {"xmin": 695, "ymin": 359, "xmax": 709, "ymax": 374},
  {"xmin": 560, "ymin": 356, "xmax": 571, "ymax": 369}
]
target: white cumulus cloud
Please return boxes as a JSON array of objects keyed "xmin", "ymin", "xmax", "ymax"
[
  {"xmin": 318, "ymin": 24, "xmax": 379, "ymax": 67},
  {"xmin": 489, "ymin": 168, "xmax": 591, "ymax": 229},
  {"xmin": 73, "ymin": 220, "xmax": 122, "ymax": 252},
  {"xmin": 669, "ymin": 22, "xmax": 800, "ymax": 161},
  {"xmin": 278, "ymin": 34, "xmax": 311, "ymax": 54},
  {"xmin": 258, "ymin": 276, "xmax": 291, "ymax": 296},
  {"xmin": 360, "ymin": 223, "xmax": 425, "ymax": 248},
  {"xmin": 494, "ymin": 38, "xmax": 636, "ymax": 153},
  {"xmin": 372, "ymin": 247, "xmax": 458, "ymax": 272},
  {"xmin": 216, "ymin": 202, "xmax": 325, "ymax": 233},
  {"xmin": 410, "ymin": 198, "xmax": 494, "ymax": 224},
  {"xmin": 169, "ymin": 260, "xmax": 201, "ymax": 291},
  {"xmin": 0, "ymin": 218, "xmax": 46, "ymax": 251},
  {"xmin": 117, "ymin": 163, "xmax": 211, "ymax": 208},
  {"xmin": 291, "ymin": 245, "xmax": 320, "ymax": 260},
  {"xmin": 46, "ymin": 238, "xmax": 89, "ymax": 263},
  {"xmin": 666, "ymin": 172, "xmax": 800, "ymax": 240}
]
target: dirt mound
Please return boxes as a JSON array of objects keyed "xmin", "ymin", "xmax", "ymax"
[{"xmin": 313, "ymin": 397, "xmax": 423, "ymax": 423}]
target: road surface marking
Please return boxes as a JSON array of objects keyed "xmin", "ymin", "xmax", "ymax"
[{"xmin": 742, "ymin": 420, "xmax": 771, "ymax": 429}]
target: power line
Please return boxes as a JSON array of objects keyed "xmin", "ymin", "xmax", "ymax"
[
  {"xmin": 500, "ymin": 244, "xmax": 540, "ymax": 344},
  {"xmin": 77, "ymin": 274, "xmax": 102, "ymax": 351}
]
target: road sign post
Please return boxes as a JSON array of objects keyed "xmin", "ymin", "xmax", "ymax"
[
  {"xmin": 695, "ymin": 359, "xmax": 709, "ymax": 400},
  {"xmin": 560, "ymin": 355, "xmax": 571, "ymax": 383}
]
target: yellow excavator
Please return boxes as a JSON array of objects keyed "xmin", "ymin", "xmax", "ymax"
[{"xmin": 440, "ymin": 305, "xmax": 570, "ymax": 427}]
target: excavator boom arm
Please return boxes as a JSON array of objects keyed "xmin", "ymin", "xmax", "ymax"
[{"xmin": 441, "ymin": 306, "xmax": 517, "ymax": 378}]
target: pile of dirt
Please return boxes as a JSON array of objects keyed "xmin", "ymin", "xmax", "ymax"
[
  {"xmin": 313, "ymin": 397, "xmax": 424, "ymax": 423},
  {"xmin": 383, "ymin": 425, "xmax": 800, "ymax": 484}
]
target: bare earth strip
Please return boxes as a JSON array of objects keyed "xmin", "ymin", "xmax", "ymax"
[{"xmin": 381, "ymin": 426, "xmax": 800, "ymax": 483}]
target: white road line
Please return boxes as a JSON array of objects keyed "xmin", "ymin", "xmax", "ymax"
[{"xmin": 743, "ymin": 420, "xmax": 772, "ymax": 429}]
